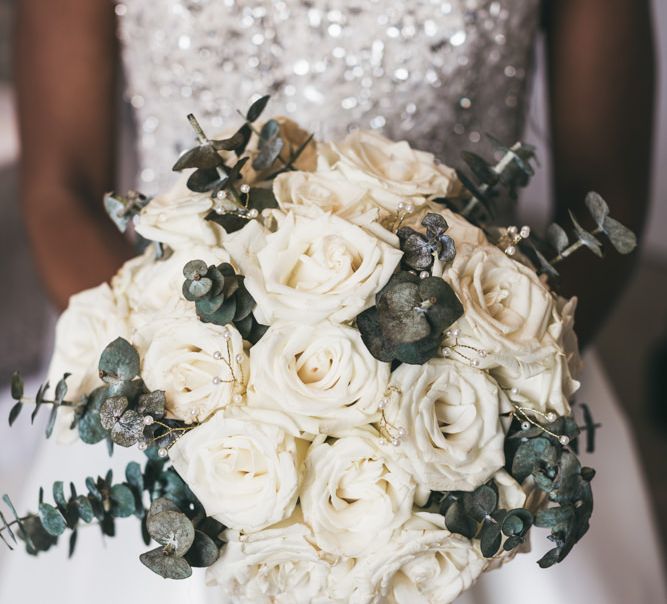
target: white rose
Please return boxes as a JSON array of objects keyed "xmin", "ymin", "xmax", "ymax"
[
  {"xmin": 169, "ymin": 407, "xmax": 303, "ymax": 531},
  {"xmin": 320, "ymin": 130, "xmax": 458, "ymax": 212},
  {"xmin": 225, "ymin": 212, "xmax": 402, "ymax": 324},
  {"xmin": 133, "ymin": 173, "xmax": 223, "ymax": 249},
  {"xmin": 47, "ymin": 284, "xmax": 129, "ymax": 443},
  {"xmin": 248, "ymin": 320, "xmax": 390, "ymax": 437},
  {"xmin": 350, "ymin": 512, "xmax": 486, "ymax": 604},
  {"xmin": 301, "ymin": 430, "xmax": 415, "ymax": 557},
  {"xmin": 273, "ymin": 170, "xmax": 377, "ymax": 221},
  {"xmin": 207, "ymin": 511, "xmax": 346, "ymax": 604},
  {"xmin": 388, "ymin": 359, "xmax": 507, "ymax": 493},
  {"xmin": 112, "ymin": 245, "xmax": 230, "ymax": 332},
  {"xmin": 442, "ymin": 244, "xmax": 578, "ymax": 415},
  {"xmin": 138, "ymin": 318, "xmax": 248, "ymax": 423}
]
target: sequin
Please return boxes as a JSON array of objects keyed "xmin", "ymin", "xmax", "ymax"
[{"xmin": 116, "ymin": 0, "xmax": 540, "ymax": 194}]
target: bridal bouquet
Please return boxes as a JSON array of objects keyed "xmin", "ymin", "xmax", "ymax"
[{"xmin": 2, "ymin": 96, "xmax": 636, "ymax": 603}]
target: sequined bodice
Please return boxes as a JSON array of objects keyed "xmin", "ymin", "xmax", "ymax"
[{"xmin": 116, "ymin": 0, "xmax": 540, "ymax": 194}]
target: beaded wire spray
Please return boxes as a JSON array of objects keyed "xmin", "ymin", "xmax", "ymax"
[{"xmin": 136, "ymin": 326, "xmax": 246, "ymax": 457}]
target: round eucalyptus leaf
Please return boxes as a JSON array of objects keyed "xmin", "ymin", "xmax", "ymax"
[
  {"xmin": 184, "ymin": 530, "xmax": 219, "ymax": 567},
  {"xmin": 38, "ymin": 503, "xmax": 66, "ymax": 537},
  {"xmin": 137, "ymin": 391, "xmax": 166, "ymax": 418},
  {"xmin": 602, "ymin": 216, "xmax": 637, "ymax": 254},
  {"xmin": 148, "ymin": 497, "xmax": 181, "ymax": 519},
  {"xmin": 140, "ymin": 546, "xmax": 193, "ymax": 580},
  {"xmin": 74, "ymin": 496, "xmax": 95, "ymax": 523},
  {"xmin": 584, "ymin": 191, "xmax": 609, "ymax": 228},
  {"xmin": 187, "ymin": 277, "xmax": 213, "ymax": 298},
  {"xmin": 110, "ymin": 410, "xmax": 145, "ymax": 447},
  {"xmin": 147, "ymin": 511, "xmax": 195, "ymax": 557},
  {"xmin": 503, "ymin": 535, "xmax": 524, "ymax": 551},
  {"xmin": 78, "ymin": 387, "xmax": 109, "ymax": 444},
  {"xmin": 98, "ymin": 337, "xmax": 140, "ymax": 383},
  {"xmin": 100, "ymin": 396, "xmax": 129, "ymax": 431},
  {"xmin": 444, "ymin": 501, "xmax": 476, "ymax": 539},
  {"xmin": 110, "ymin": 484, "xmax": 136, "ymax": 518}
]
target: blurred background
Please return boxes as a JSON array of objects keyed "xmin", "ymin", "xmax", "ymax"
[{"xmin": 0, "ymin": 0, "xmax": 665, "ymax": 569}]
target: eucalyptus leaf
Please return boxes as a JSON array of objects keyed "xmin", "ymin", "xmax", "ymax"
[
  {"xmin": 147, "ymin": 511, "xmax": 195, "ymax": 557},
  {"xmin": 78, "ymin": 387, "xmax": 109, "ymax": 445},
  {"xmin": 110, "ymin": 484, "xmax": 136, "ymax": 518},
  {"xmin": 100, "ymin": 396, "xmax": 129, "ymax": 431},
  {"xmin": 140, "ymin": 547, "xmax": 193, "ymax": 580},
  {"xmin": 172, "ymin": 143, "xmax": 222, "ymax": 171},
  {"xmin": 98, "ymin": 338, "xmax": 140, "ymax": 383},
  {"xmin": 45, "ymin": 405, "xmax": 59, "ymax": 439},
  {"xmin": 184, "ymin": 530, "xmax": 219, "ymax": 567},
  {"xmin": 10, "ymin": 371, "xmax": 23, "ymax": 400},
  {"xmin": 8, "ymin": 402, "xmax": 22, "ymax": 427},
  {"xmin": 444, "ymin": 501, "xmax": 476, "ymax": 539},
  {"xmin": 546, "ymin": 223, "xmax": 569, "ymax": 253},
  {"xmin": 246, "ymin": 94, "xmax": 271, "ymax": 122},
  {"xmin": 74, "ymin": 496, "xmax": 94, "ymax": 523},
  {"xmin": 38, "ymin": 503, "xmax": 66, "ymax": 537},
  {"xmin": 479, "ymin": 520, "xmax": 501, "ymax": 557},
  {"xmin": 110, "ymin": 410, "xmax": 145, "ymax": 448},
  {"xmin": 601, "ymin": 216, "xmax": 637, "ymax": 254},
  {"xmin": 584, "ymin": 192, "xmax": 609, "ymax": 228},
  {"xmin": 569, "ymin": 211, "xmax": 603, "ymax": 257}
]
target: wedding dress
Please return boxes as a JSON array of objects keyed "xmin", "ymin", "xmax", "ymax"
[{"xmin": 1, "ymin": 1, "xmax": 666, "ymax": 602}]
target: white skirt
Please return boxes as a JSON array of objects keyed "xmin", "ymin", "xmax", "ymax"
[{"xmin": 0, "ymin": 352, "xmax": 665, "ymax": 604}]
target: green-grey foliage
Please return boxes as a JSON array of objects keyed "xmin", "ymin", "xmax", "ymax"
[
  {"xmin": 182, "ymin": 260, "xmax": 267, "ymax": 343},
  {"xmin": 357, "ymin": 272, "xmax": 463, "ymax": 364},
  {"xmin": 104, "ymin": 190, "xmax": 151, "ymax": 233},
  {"xmin": 397, "ymin": 213, "xmax": 456, "ymax": 273}
]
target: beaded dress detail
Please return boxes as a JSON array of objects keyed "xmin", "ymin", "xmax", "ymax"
[{"xmin": 116, "ymin": 0, "xmax": 540, "ymax": 194}]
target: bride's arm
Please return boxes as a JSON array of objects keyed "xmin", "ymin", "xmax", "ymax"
[
  {"xmin": 545, "ymin": 0, "xmax": 655, "ymax": 347},
  {"xmin": 15, "ymin": 0, "xmax": 132, "ymax": 310}
]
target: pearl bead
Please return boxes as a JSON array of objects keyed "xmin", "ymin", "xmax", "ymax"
[
  {"xmin": 240, "ymin": 183, "xmax": 250, "ymax": 194},
  {"xmin": 471, "ymin": 359, "xmax": 480, "ymax": 367},
  {"xmin": 223, "ymin": 330, "xmax": 231, "ymax": 340},
  {"xmin": 521, "ymin": 421, "xmax": 530, "ymax": 430},
  {"xmin": 248, "ymin": 208, "xmax": 259, "ymax": 219},
  {"xmin": 450, "ymin": 328, "xmax": 461, "ymax": 338},
  {"xmin": 212, "ymin": 376, "xmax": 221, "ymax": 385},
  {"xmin": 419, "ymin": 271, "xmax": 429, "ymax": 279},
  {"xmin": 158, "ymin": 447, "xmax": 168, "ymax": 458},
  {"xmin": 520, "ymin": 225, "xmax": 531, "ymax": 238},
  {"xmin": 143, "ymin": 415, "xmax": 154, "ymax": 426},
  {"xmin": 233, "ymin": 393, "xmax": 243, "ymax": 404},
  {"xmin": 559, "ymin": 435, "xmax": 570, "ymax": 446},
  {"xmin": 235, "ymin": 353, "xmax": 244, "ymax": 363},
  {"xmin": 191, "ymin": 408, "xmax": 200, "ymax": 417},
  {"xmin": 398, "ymin": 427, "xmax": 407, "ymax": 437},
  {"xmin": 510, "ymin": 387, "xmax": 519, "ymax": 395},
  {"xmin": 507, "ymin": 225, "xmax": 518, "ymax": 236},
  {"xmin": 546, "ymin": 412, "xmax": 557, "ymax": 423},
  {"xmin": 442, "ymin": 348, "xmax": 451, "ymax": 357},
  {"xmin": 213, "ymin": 351, "xmax": 223, "ymax": 360},
  {"xmin": 378, "ymin": 398, "xmax": 388, "ymax": 409},
  {"xmin": 505, "ymin": 245, "xmax": 516, "ymax": 256},
  {"xmin": 404, "ymin": 203, "xmax": 414, "ymax": 213},
  {"xmin": 397, "ymin": 201, "xmax": 406, "ymax": 211},
  {"xmin": 478, "ymin": 350, "xmax": 487, "ymax": 358},
  {"xmin": 216, "ymin": 190, "xmax": 227, "ymax": 200},
  {"xmin": 137, "ymin": 441, "xmax": 148, "ymax": 451},
  {"xmin": 391, "ymin": 438, "xmax": 400, "ymax": 447},
  {"xmin": 379, "ymin": 438, "xmax": 386, "ymax": 446},
  {"xmin": 214, "ymin": 204, "xmax": 225, "ymax": 215}
]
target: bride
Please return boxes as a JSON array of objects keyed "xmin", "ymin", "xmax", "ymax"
[{"xmin": 2, "ymin": 0, "xmax": 665, "ymax": 602}]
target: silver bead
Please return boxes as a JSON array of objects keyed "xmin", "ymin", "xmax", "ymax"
[
  {"xmin": 248, "ymin": 208, "xmax": 259, "ymax": 219},
  {"xmin": 143, "ymin": 415, "xmax": 154, "ymax": 426},
  {"xmin": 559, "ymin": 435, "xmax": 570, "ymax": 446},
  {"xmin": 520, "ymin": 226, "xmax": 531, "ymax": 239},
  {"xmin": 213, "ymin": 351, "xmax": 223, "ymax": 360},
  {"xmin": 216, "ymin": 190, "xmax": 228, "ymax": 200},
  {"xmin": 505, "ymin": 245, "xmax": 516, "ymax": 256},
  {"xmin": 507, "ymin": 225, "xmax": 518, "ymax": 236},
  {"xmin": 419, "ymin": 271, "xmax": 430, "ymax": 279},
  {"xmin": 158, "ymin": 447, "xmax": 168, "ymax": 458},
  {"xmin": 240, "ymin": 183, "xmax": 250, "ymax": 194},
  {"xmin": 546, "ymin": 412, "xmax": 557, "ymax": 423}
]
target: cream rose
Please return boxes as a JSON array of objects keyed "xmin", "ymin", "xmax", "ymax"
[
  {"xmin": 48, "ymin": 284, "xmax": 129, "ymax": 443},
  {"xmin": 169, "ymin": 408, "xmax": 303, "ymax": 531},
  {"xmin": 349, "ymin": 512, "xmax": 486, "ymax": 604},
  {"xmin": 247, "ymin": 320, "xmax": 389, "ymax": 437},
  {"xmin": 137, "ymin": 318, "xmax": 248, "ymax": 423},
  {"xmin": 207, "ymin": 512, "xmax": 345, "ymax": 604},
  {"xmin": 133, "ymin": 173, "xmax": 223, "ymax": 249},
  {"xmin": 300, "ymin": 430, "xmax": 415, "ymax": 557},
  {"xmin": 442, "ymin": 244, "xmax": 578, "ymax": 414},
  {"xmin": 320, "ymin": 130, "xmax": 458, "ymax": 212},
  {"xmin": 225, "ymin": 212, "xmax": 402, "ymax": 324},
  {"xmin": 112, "ymin": 245, "xmax": 230, "ymax": 333},
  {"xmin": 388, "ymin": 359, "xmax": 507, "ymax": 493},
  {"xmin": 273, "ymin": 170, "xmax": 377, "ymax": 221}
]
